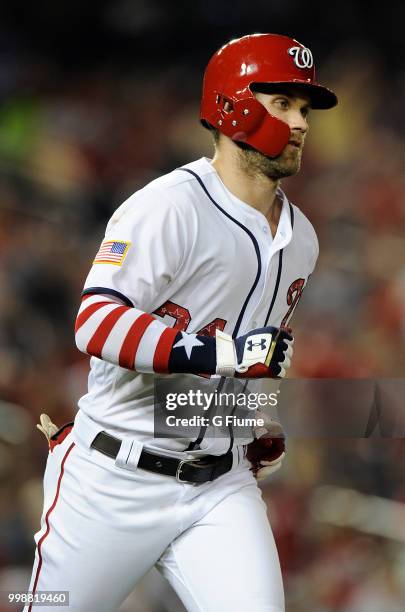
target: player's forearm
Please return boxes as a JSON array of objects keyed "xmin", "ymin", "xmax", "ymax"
[
  {"xmin": 74, "ymin": 294, "xmax": 216, "ymax": 374},
  {"xmin": 74, "ymin": 294, "xmax": 293, "ymax": 378}
]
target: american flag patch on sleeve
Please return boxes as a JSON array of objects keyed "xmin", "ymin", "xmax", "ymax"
[{"xmin": 93, "ymin": 240, "xmax": 131, "ymax": 266}]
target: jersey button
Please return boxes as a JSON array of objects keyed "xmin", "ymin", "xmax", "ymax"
[{"xmin": 262, "ymin": 226, "xmax": 268, "ymax": 233}]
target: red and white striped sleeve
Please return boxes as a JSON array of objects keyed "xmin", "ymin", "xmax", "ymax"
[{"xmin": 74, "ymin": 294, "xmax": 216, "ymax": 375}]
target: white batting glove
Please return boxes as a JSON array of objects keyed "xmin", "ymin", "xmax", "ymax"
[{"xmin": 216, "ymin": 326, "xmax": 293, "ymax": 379}]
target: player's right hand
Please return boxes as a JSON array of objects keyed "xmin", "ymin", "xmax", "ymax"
[
  {"xmin": 215, "ymin": 326, "xmax": 293, "ymax": 378},
  {"xmin": 246, "ymin": 412, "xmax": 286, "ymax": 479}
]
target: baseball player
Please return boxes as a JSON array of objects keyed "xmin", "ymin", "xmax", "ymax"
[{"xmin": 25, "ymin": 34, "xmax": 337, "ymax": 611}]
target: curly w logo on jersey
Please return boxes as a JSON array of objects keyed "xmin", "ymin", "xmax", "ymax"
[{"xmin": 93, "ymin": 240, "xmax": 131, "ymax": 266}]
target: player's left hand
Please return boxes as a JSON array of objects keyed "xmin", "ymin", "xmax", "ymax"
[
  {"xmin": 216, "ymin": 325, "xmax": 294, "ymax": 379},
  {"xmin": 246, "ymin": 412, "xmax": 285, "ymax": 479},
  {"xmin": 236, "ymin": 326, "xmax": 293, "ymax": 379}
]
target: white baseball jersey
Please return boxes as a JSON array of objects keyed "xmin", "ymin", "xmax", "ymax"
[
  {"xmin": 26, "ymin": 157, "xmax": 318, "ymax": 612},
  {"xmin": 77, "ymin": 156, "xmax": 318, "ymax": 453}
]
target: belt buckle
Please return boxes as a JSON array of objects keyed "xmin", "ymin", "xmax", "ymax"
[{"xmin": 176, "ymin": 458, "xmax": 196, "ymax": 483}]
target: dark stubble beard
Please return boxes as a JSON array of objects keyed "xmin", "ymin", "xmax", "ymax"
[{"xmin": 236, "ymin": 144, "xmax": 303, "ymax": 180}]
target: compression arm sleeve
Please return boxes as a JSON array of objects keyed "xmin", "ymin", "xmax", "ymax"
[{"xmin": 75, "ymin": 293, "xmax": 216, "ymax": 375}]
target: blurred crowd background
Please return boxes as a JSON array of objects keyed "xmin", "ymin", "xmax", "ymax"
[{"xmin": 0, "ymin": 1, "xmax": 404, "ymax": 610}]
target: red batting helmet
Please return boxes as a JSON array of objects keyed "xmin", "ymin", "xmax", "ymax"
[{"xmin": 200, "ymin": 33, "xmax": 337, "ymax": 157}]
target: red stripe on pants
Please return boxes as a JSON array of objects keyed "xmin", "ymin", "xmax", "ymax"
[{"xmin": 28, "ymin": 442, "xmax": 75, "ymax": 612}]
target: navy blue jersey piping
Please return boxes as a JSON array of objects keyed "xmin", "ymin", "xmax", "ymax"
[
  {"xmin": 264, "ymin": 250, "xmax": 283, "ymax": 326},
  {"xmin": 179, "ymin": 166, "xmax": 264, "ymax": 452},
  {"xmin": 289, "ymin": 202, "xmax": 295, "ymax": 229},
  {"xmin": 178, "ymin": 167, "xmax": 261, "ymax": 338},
  {"xmin": 178, "ymin": 170, "xmax": 294, "ymax": 452},
  {"xmin": 81, "ymin": 287, "xmax": 133, "ymax": 307},
  {"xmin": 264, "ymin": 202, "xmax": 294, "ymax": 326}
]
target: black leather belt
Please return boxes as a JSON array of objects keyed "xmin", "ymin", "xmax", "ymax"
[{"xmin": 91, "ymin": 431, "xmax": 234, "ymax": 484}]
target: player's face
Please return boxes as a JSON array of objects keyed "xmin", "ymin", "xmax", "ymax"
[{"xmin": 240, "ymin": 89, "xmax": 311, "ymax": 180}]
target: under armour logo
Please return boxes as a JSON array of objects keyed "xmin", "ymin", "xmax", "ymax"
[
  {"xmin": 247, "ymin": 339, "xmax": 267, "ymax": 351},
  {"xmin": 288, "ymin": 46, "xmax": 313, "ymax": 69}
]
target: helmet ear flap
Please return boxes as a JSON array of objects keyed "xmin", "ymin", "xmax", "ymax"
[
  {"xmin": 203, "ymin": 93, "xmax": 291, "ymax": 157},
  {"xmin": 207, "ymin": 94, "xmax": 266, "ymax": 135},
  {"xmin": 216, "ymin": 95, "xmax": 234, "ymax": 114}
]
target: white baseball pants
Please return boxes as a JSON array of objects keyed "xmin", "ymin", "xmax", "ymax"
[{"xmin": 24, "ymin": 418, "xmax": 284, "ymax": 611}]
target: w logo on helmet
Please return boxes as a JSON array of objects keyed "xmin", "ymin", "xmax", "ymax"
[
  {"xmin": 288, "ymin": 46, "xmax": 313, "ymax": 69},
  {"xmin": 247, "ymin": 339, "xmax": 267, "ymax": 352}
]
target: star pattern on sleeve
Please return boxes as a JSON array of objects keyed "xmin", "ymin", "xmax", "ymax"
[{"xmin": 172, "ymin": 332, "xmax": 204, "ymax": 359}]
